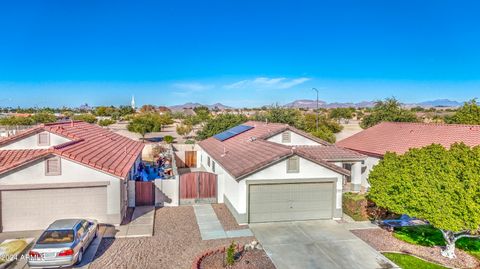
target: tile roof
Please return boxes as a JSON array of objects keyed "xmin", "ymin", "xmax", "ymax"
[
  {"xmin": 0, "ymin": 149, "xmax": 51, "ymax": 174},
  {"xmin": 0, "ymin": 121, "xmax": 144, "ymax": 178},
  {"xmin": 198, "ymin": 121, "xmax": 364, "ymax": 179},
  {"xmin": 337, "ymin": 122, "xmax": 480, "ymax": 157}
]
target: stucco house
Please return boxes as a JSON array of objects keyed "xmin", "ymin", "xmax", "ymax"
[
  {"xmin": 197, "ymin": 121, "xmax": 366, "ymax": 224},
  {"xmin": 337, "ymin": 122, "xmax": 480, "ymax": 188},
  {"xmin": 0, "ymin": 121, "xmax": 143, "ymax": 231}
]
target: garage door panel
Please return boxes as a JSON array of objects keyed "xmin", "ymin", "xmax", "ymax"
[
  {"xmin": 249, "ymin": 182, "xmax": 334, "ymax": 223},
  {"xmin": 2, "ymin": 187, "xmax": 108, "ymax": 232}
]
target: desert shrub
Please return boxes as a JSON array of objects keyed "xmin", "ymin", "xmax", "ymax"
[
  {"xmin": 164, "ymin": 135, "xmax": 174, "ymax": 144},
  {"xmin": 225, "ymin": 241, "xmax": 236, "ymax": 266}
]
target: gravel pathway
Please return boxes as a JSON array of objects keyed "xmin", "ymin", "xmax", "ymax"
[
  {"xmin": 89, "ymin": 206, "xmax": 256, "ymax": 269},
  {"xmin": 212, "ymin": 204, "xmax": 249, "ymax": 231},
  {"xmin": 352, "ymin": 228, "xmax": 479, "ymax": 269}
]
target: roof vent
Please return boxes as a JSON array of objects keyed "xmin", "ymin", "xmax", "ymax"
[
  {"xmin": 221, "ymin": 146, "xmax": 228, "ymax": 157},
  {"xmin": 248, "ymin": 136, "xmax": 257, "ymax": 142}
]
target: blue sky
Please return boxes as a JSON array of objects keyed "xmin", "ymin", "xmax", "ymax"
[{"xmin": 1, "ymin": 0, "xmax": 479, "ymax": 107}]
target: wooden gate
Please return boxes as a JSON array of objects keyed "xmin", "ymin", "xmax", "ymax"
[
  {"xmin": 185, "ymin": 151, "xmax": 197, "ymax": 168},
  {"xmin": 135, "ymin": 181, "xmax": 155, "ymax": 206},
  {"xmin": 180, "ymin": 172, "xmax": 217, "ymax": 205}
]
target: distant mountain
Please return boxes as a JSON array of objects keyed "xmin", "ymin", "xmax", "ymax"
[
  {"xmin": 284, "ymin": 99, "xmax": 375, "ymax": 109},
  {"xmin": 284, "ymin": 99, "xmax": 462, "ymax": 109},
  {"xmin": 284, "ymin": 99, "xmax": 327, "ymax": 109},
  {"xmin": 169, "ymin": 102, "xmax": 233, "ymax": 111},
  {"xmin": 415, "ymin": 99, "xmax": 463, "ymax": 108}
]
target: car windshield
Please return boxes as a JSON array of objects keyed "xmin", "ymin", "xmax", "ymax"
[{"xmin": 37, "ymin": 230, "xmax": 74, "ymax": 244}]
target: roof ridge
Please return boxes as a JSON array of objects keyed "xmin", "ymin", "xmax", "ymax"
[{"xmin": 381, "ymin": 121, "xmax": 480, "ymax": 128}]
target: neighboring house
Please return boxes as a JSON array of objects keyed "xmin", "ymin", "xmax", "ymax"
[
  {"xmin": 337, "ymin": 122, "xmax": 480, "ymax": 188},
  {"xmin": 198, "ymin": 121, "xmax": 365, "ymax": 224},
  {"xmin": 0, "ymin": 121, "xmax": 143, "ymax": 231}
]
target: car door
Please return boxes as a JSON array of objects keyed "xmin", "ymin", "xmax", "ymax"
[
  {"xmin": 81, "ymin": 220, "xmax": 95, "ymax": 246},
  {"xmin": 75, "ymin": 224, "xmax": 87, "ymax": 251}
]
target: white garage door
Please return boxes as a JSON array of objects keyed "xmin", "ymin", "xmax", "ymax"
[
  {"xmin": 249, "ymin": 182, "xmax": 334, "ymax": 223},
  {"xmin": 1, "ymin": 186, "xmax": 108, "ymax": 231}
]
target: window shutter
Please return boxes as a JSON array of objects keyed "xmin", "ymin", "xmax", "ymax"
[
  {"xmin": 287, "ymin": 156, "xmax": 299, "ymax": 173},
  {"xmin": 212, "ymin": 161, "xmax": 216, "ymax": 172},
  {"xmin": 282, "ymin": 131, "xmax": 291, "ymax": 143}
]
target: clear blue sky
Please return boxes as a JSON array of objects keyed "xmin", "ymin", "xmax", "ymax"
[{"xmin": 1, "ymin": 0, "xmax": 479, "ymax": 107}]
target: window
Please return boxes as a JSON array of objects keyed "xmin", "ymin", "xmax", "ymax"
[
  {"xmin": 287, "ymin": 156, "xmax": 299, "ymax": 173},
  {"xmin": 207, "ymin": 156, "xmax": 211, "ymax": 167},
  {"xmin": 282, "ymin": 131, "xmax": 291, "ymax": 143},
  {"xmin": 37, "ymin": 133, "xmax": 50, "ymax": 146},
  {"xmin": 45, "ymin": 157, "xmax": 61, "ymax": 176},
  {"xmin": 37, "ymin": 230, "xmax": 74, "ymax": 244},
  {"xmin": 76, "ymin": 224, "xmax": 86, "ymax": 239},
  {"xmin": 212, "ymin": 161, "xmax": 216, "ymax": 172}
]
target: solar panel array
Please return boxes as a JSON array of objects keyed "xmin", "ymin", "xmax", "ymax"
[{"xmin": 213, "ymin": 125, "xmax": 254, "ymax": 141}]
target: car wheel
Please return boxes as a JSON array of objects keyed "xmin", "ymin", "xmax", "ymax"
[
  {"xmin": 94, "ymin": 227, "xmax": 99, "ymax": 238},
  {"xmin": 76, "ymin": 249, "xmax": 83, "ymax": 265}
]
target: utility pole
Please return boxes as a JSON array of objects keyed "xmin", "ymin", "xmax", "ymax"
[{"xmin": 312, "ymin": 88, "xmax": 319, "ymax": 131}]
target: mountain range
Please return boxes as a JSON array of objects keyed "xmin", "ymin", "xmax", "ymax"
[
  {"xmin": 169, "ymin": 99, "xmax": 463, "ymax": 110},
  {"xmin": 169, "ymin": 102, "xmax": 233, "ymax": 111},
  {"xmin": 284, "ymin": 99, "xmax": 463, "ymax": 109}
]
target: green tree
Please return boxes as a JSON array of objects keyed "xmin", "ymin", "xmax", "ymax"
[
  {"xmin": 368, "ymin": 143, "xmax": 480, "ymax": 259},
  {"xmin": 127, "ymin": 113, "xmax": 173, "ymax": 140},
  {"xmin": 31, "ymin": 112, "xmax": 57, "ymax": 123},
  {"xmin": 193, "ymin": 106, "xmax": 211, "ymax": 123},
  {"xmin": 0, "ymin": 116, "xmax": 35, "ymax": 126},
  {"xmin": 310, "ymin": 126, "xmax": 336, "ymax": 143},
  {"xmin": 301, "ymin": 113, "xmax": 343, "ymax": 133},
  {"xmin": 445, "ymin": 99, "xmax": 480, "ymax": 124},
  {"xmin": 73, "ymin": 114, "xmax": 97, "ymax": 123},
  {"xmin": 329, "ymin": 107, "xmax": 355, "ymax": 122},
  {"xmin": 197, "ymin": 114, "xmax": 248, "ymax": 140},
  {"xmin": 252, "ymin": 106, "xmax": 302, "ymax": 126},
  {"xmin": 98, "ymin": 118, "xmax": 116, "ymax": 127},
  {"xmin": 176, "ymin": 124, "xmax": 192, "ymax": 138},
  {"xmin": 360, "ymin": 98, "xmax": 418, "ymax": 129}
]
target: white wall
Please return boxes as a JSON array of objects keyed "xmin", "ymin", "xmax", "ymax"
[
  {"xmin": 0, "ymin": 157, "xmax": 122, "ymax": 217},
  {"xmin": 361, "ymin": 156, "xmax": 381, "ymax": 188},
  {"xmin": 199, "ymin": 148, "xmax": 343, "ymax": 217},
  {"xmin": 1, "ymin": 131, "xmax": 71, "ymax": 150},
  {"xmin": 267, "ymin": 130, "xmax": 321, "ymax": 146}
]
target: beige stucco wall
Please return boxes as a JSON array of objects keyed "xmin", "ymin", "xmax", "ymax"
[
  {"xmin": 198, "ymin": 147, "xmax": 344, "ymax": 222},
  {"xmin": 0, "ymin": 156, "xmax": 123, "ymax": 224},
  {"xmin": 361, "ymin": 156, "xmax": 381, "ymax": 188},
  {"xmin": 0, "ymin": 131, "xmax": 71, "ymax": 150}
]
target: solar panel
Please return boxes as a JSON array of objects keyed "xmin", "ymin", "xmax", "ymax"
[{"xmin": 213, "ymin": 125, "xmax": 254, "ymax": 141}]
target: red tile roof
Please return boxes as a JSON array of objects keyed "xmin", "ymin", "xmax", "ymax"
[
  {"xmin": 199, "ymin": 121, "xmax": 365, "ymax": 179},
  {"xmin": 0, "ymin": 149, "xmax": 51, "ymax": 174},
  {"xmin": 0, "ymin": 121, "xmax": 144, "ymax": 178},
  {"xmin": 337, "ymin": 122, "xmax": 480, "ymax": 157}
]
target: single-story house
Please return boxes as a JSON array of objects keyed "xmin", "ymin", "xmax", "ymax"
[
  {"xmin": 198, "ymin": 121, "xmax": 366, "ymax": 224},
  {"xmin": 0, "ymin": 121, "xmax": 143, "ymax": 231},
  {"xmin": 336, "ymin": 122, "xmax": 480, "ymax": 188}
]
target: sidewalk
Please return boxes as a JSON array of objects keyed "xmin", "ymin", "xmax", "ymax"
[
  {"xmin": 193, "ymin": 204, "xmax": 253, "ymax": 240},
  {"xmin": 104, "ymin": 206, "xmax": 155, "ymax": 239}
]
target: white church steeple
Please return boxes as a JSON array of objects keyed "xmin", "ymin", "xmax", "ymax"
[{"xmin": 131, "ymin": 95, "xmax": 136, "ymax": 110}]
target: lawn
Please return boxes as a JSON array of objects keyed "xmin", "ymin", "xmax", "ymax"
[
  {"xmin": 383, "ymin": 252, "xmax": 449, "ymax": 269},
  {"xmin": 393, "ymin": 225, "xmax": 480, "ymax": 259}
]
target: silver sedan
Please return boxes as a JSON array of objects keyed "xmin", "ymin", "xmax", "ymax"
[{"xmin": 27, "ymin": 219, "xmax": 98, "ymax": 268}]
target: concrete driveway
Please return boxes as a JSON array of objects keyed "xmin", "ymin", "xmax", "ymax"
[{"xmin": 250, "ymin": 220, "xmax": 397, "ymax": 269}]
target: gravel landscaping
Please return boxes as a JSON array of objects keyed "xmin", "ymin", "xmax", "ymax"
[
  {"xmin": 200, "ymin": 249, "xmax": 276, "ymax": 269},
  {"xmin": 90, "ymin": 206, "xmax": 257, "ymax": 269},
  {"xmin": 212, "ymin": 203, "xmax": 249, "ymax": 231},
  {"xmin": 352, "ymin": 228, "xmax": 479, "ymax": 269}
]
